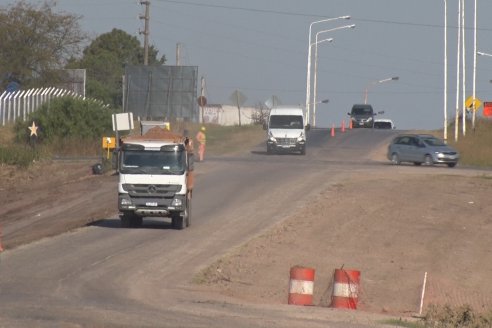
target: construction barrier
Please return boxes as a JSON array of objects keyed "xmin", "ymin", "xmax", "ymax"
[
  {"xmin": 331, "ymin": 268, "xmax": 360, "ymax": 309},
  {"xmin": 288, "ymin": 266, "xmax": 315, "ymax": 305}
]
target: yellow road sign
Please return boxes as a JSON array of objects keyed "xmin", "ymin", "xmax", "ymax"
[
  {"xmin": 465, "ymin": 96, "xmax": 482, "ymax": 111},
  {"xmin": 102, "ymin": 137, "xmax": 116, "ymax": 149}
]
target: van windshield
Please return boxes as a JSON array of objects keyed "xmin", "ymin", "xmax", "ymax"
[{"xmin": 269, "ymin": 115, "xmax": 303, "ymax": 129}]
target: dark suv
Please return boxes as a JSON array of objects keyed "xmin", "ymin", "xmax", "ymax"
[{"xmin": 348, "ymin": 104, "xmax": 374, "ymax": 128}]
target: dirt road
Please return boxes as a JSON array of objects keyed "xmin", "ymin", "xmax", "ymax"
[{"xmin": 1, "ymin": 137, "xmax": 491, "ymax": 322}]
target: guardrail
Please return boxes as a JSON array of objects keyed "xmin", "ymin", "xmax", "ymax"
[{"xmin": 0, "ymin": 87, "xmax": 82, "ymax": 126}]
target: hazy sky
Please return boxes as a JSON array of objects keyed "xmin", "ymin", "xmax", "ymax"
[{"xmin": 3, "ymin": 0, "xmax": 492, "ymax": 129}]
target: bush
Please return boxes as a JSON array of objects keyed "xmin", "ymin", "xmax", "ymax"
[{"xmin": 14, "ymin": 96, "xmax": 115, "ymax": 143}]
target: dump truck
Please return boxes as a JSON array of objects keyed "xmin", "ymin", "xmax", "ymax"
[{"xmin": 117, "ymin": 124, "xmax": 194, "ymax": 229}]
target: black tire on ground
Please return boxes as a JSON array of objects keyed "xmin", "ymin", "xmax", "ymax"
[
  {"xmin": 172, "ymin": 214, "xmax": 185, "ymax": 230},
  {"xmin": 120, "ymin": 212, "xmax": 132, "ymax": 228},
  {"xmin": 131, "ymin": 216, "xmax": 143, "ymax": 228},
  {"xmin": 424, "ymin": 155, "xmax": 434, "ymax": 166},
  {"xmin": 413, "ymin": 162, "xmax": 422, "ymax": 166},
  {"xmin": 391, "ymin": 153, "xmax": 400, "ymax": 165},
  {"xmin": 186, "ymin": 199, "xmax": 191, "ymax": 227},
  {"xmin": 300, "ymin": 147, "xmax": 306, "ymax": 155},
  {"xmin": 447, "ymin": 163, "xmax": 457, "ymax": 168}
]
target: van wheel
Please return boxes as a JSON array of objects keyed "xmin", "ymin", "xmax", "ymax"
[
  {"xmin": 424, "ymin": 155, "xmax": 433, "ymax": 166},
  {"xmin": 300, "ymin": 147, "xmax": 306, "ymax": 155}
]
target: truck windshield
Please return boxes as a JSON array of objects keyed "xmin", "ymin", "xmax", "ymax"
[
  {"xmin": 269, "ymin": 115, "xmax": 303, "ymax": 129},
  {"xmin": 120, "ymin": 150, "xmax": 185, "ymax": 175}
]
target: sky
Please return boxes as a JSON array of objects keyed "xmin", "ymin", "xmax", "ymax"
[{"xmin": 2, "ymin": 0, "xmax": 492, "ymax": 130}]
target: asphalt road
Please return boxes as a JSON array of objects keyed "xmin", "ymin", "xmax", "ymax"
[{"xmin": 0, "ymin": 128, "xmax": 400, "ymax": 328}]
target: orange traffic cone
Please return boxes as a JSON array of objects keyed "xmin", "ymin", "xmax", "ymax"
[
  {"xmin": 331, "ymin": 124, "xmax": 335, "ymax": 137},
  {"xmin": 349, "ymin": 119, "xmax": 353, "ymax": 129},
  {"xmin": 341, "ymin": 120, "xmax": 346, "ymax": 133}
]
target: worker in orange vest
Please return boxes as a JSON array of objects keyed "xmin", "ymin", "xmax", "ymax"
[{"xmin": 195, "ymin": 126, "xmax": 206, "ymax": 161}]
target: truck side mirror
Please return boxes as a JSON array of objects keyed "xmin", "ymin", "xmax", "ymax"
[{"xmin": 188, "ymin": 153, "xmax": 195, "ymax": 171}]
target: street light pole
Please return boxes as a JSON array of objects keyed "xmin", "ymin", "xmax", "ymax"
[
  {"xmin": 443, "ymin": 0, "xmax": 448, "ymax": 141},
  {"xmin": 472, "ymin": 0, "xmax": 477, "ymax": 131},
  {"xmin": 305, "ymin": 16, "xmax": 350, "ymax": 126},
  {"xmin": 312, "ymin": 24, "xmax": 356, "ymax": 127},
  {"xmin": 364, "ymin": 77, "xmax": 399, "ymax": 104}
]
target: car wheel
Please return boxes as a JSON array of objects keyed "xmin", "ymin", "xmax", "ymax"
[
  {"xmin": 300, "ymin": 147, "xmax": 306, "ymax": 155},
  {"xmin": 447, "ymin": 163, "xmax": 457, "ymax": 168},
  {"xmin": 424, "ymin": 155, "xmax": 433, "ymax": 166},
  {"xmin": 413, "ymin": 162, "xmax": 422, "ymax": 166},
  {"xmin": 391, "ymin": 153, "xmax": 400, "ymax": 165}
]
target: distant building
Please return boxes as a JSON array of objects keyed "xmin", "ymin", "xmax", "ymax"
[{"xmin": 199, "ymin": 104, "xmax": 257, "ymax": 126}]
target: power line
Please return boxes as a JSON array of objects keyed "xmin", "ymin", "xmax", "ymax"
[{"xmin": 155, "ymin": 0, "xmax": 492, "ymax": 32}]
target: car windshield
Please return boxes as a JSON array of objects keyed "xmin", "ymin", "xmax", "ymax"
[
  {"xmin": 120, "ymin": 149, "xmax": 185, "ymax": 174},
  {"xmin": 352, "ymin": 107, "xmax": 373, "ymax": 115},
  {"xmin": 269, "ymin": 115, "xmax": 303, "ymax": 129},
  {"xmin": 422, "ymin": 137, "xmax": 446, "ymax": 147}
]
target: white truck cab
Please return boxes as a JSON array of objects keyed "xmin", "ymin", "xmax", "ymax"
[{"xmin": 264, "ymin": 107, "xmax": 309, "ymax": 155}]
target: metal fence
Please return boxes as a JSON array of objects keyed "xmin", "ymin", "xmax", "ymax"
[{"xmin": 0, "ymin": 87, "xmax": 82, "ymax": 126}]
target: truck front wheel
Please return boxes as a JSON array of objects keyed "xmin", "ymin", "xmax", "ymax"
[{"xmin": 120, "ymin": 212, "xmax": 142, "ymax": 228}]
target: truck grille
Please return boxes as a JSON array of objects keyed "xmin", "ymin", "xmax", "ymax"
[
  {"xmin": 277, "ymin": 138, "xmax": 297, "ymax": 145},
  {"xmin": 122, "ymin": 184, "xmax": 181, "ymax": 198}
]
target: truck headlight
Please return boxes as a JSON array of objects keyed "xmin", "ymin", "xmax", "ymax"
[
  {"xmin": 120, "ymin": 197, "xmax": 132, "ymax": 206},
  {"xmin": 171, "ymin": 198, "xmax": 183, "ymax": 207},
  {"xmin": 268, "ymin": 131, "xmax": 276, "ymax": 142}
]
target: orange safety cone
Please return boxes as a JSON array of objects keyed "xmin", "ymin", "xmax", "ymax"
[
  {"xmin": 331, "ymin": 124, "xmax": 335, "ymax": 137},
  {"xmin": 341, "ymin": 120, "xmax": 346, "ymax": 133},
  {"xmin": 349, "ymin": 119, "xmax": 353, "ymax": 130}
]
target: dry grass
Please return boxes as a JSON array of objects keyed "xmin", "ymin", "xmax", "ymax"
[{"xmin": 447, "ymin": 119, "xmax": 492, "ymax": 167}]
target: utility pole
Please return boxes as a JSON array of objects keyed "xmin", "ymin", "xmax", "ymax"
[
  {"xmin": 176, "ymin": 43, "xmax": 181, "ymax": 66},
  {"xmin": 139, "ymin": 1, "xmax": 150, "ymax": 65}
]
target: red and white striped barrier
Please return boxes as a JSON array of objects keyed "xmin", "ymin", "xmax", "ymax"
[
  {"xmin": 331, "ymin": 268, "xmax": 360, "ymax": 309},
  {"xmin": 288, "ymin": 266, "xmax": 315, "ymax": 306}
]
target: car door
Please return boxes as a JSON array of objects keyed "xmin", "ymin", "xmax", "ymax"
[{"xmin": 407, "ymin": 136, "xmax": 423, "ymax": 162}]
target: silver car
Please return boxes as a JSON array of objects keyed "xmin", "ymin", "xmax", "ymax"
[{"xmin": 387, "ymin": 134, "xmax": 459, "ymax": 167}]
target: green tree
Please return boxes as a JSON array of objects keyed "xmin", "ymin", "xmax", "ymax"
[
  {"xmin": 67, "ymin": 28, "xmax": 166, "ymax": 109},
  {"xmin": 0, "ymin": 0, "xmax": 86, "ymax": 89}
]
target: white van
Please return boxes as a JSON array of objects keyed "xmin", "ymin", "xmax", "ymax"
[{"xmin": 264, "ymin": 107, "xmax": 309, "ymax": 155}]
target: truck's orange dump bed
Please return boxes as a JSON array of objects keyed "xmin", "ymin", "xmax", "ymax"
[{"xmin": 124, "ymin": 127, "xmax": 185, "ymax": 143}]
